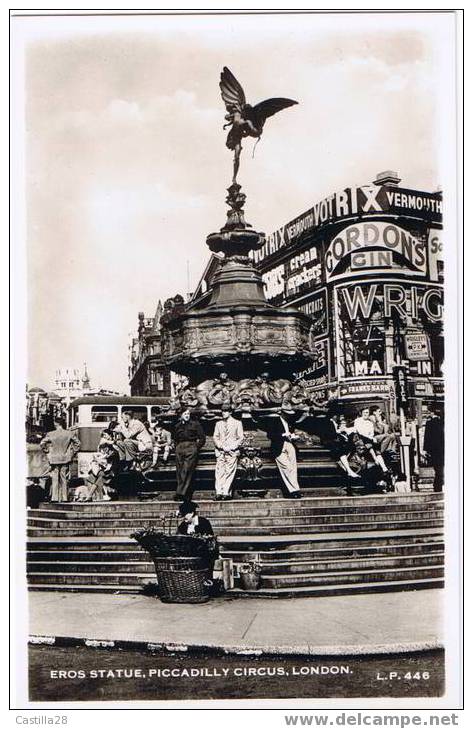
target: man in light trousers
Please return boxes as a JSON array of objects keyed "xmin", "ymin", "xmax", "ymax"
[
  {"xmin": 267, "ymin": 406, "xmax": 303, "ymax": 499},
  {"xmin": 213, "ymin": 404, "xmax": 244, "ymax": 501}
]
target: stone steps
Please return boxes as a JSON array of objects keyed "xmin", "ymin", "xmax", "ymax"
[
  {"xmin": 27, "ymin": 552, "xmax": 444, "ymax": 576},
  {"xmin": 27, "ymin": 571, "xmax": 158, "ymax": 586},
  {"xmin": 26, "ymin": 577, "xmax": 445, "ymax": 598},
  {"xmin": 37, "ymin": 492, "xmax": 441, "ymax": 511},
  {"xmin": 26, "ymin": 563, "xmax": 444, "ymax": 588},
  {"xmin": 116, "ymin": 452, "xmax": 342, "ymax": 492},
  {"xmin": 259, "ymin": 565, "xmax": 444, "ymax": 589},
  {"xmin": 226, "ymin": 539, "xmax": 443, "ymax": 561},
  {"xmin": 26, "ymin": 527, "xmax": 442, "ymax": 548},
  {"xmin": 232, "ymin": 577, "xmax": 445, "ymax": 599},
  {"xmin": 27, "ymin": 517, "xmax": 444, "ymax": 538},
  {"xmin": 28, "ymin": 494, "xmax": 443, "ymax": 539},
  {"xmin": 32, "ymin": 500, "xmax": 442, "ymax": 520},
  {"xmin": 245, "ymin": 553, "xmax": 445, "ymax": 575},
  {"xmin": 25, "ymin": 493, "xmax": 444, "ymax": 598},
  {"xmin": 27, "ymin": 506, "xmax": 444, "ymax": 528},
  {"xmin": 26, "ymin": 540, "xmax": 443, "ymax": 563},
  {"xmin": 28, "ymin": 560, "xmax": 156, "ymax": 574}
]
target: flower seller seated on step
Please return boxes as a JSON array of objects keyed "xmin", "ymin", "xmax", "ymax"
[{"xmin": 176, "ymin": 501, "xmax": 214, "ymax": 536}]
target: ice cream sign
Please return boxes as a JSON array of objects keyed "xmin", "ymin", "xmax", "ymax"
[{"xmin": 325, "ymin": 222, "xmax": 427, "ymax": 279}]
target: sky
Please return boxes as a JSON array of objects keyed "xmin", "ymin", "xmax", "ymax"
[{"xmin": 15, "ymin": 12, "xmax": 455, "ymax": 393}]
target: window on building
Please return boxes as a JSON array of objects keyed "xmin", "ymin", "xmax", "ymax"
[
  {"xmin": 150, "ymin": 370, "xmax": 164, "ymax": 389},
  {"xmin": 150, "ymin": 406, "xmax": 163, "ymax": 420}
]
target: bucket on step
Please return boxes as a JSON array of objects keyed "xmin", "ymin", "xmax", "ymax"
[{"xmin": 239, "ymin": 560, "xmax": 262, "ymax": 591}]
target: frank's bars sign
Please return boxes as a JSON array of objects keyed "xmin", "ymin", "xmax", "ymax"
[{"xmin": 251, "ymin": 184, "xmax": 442, "ymax": 265}]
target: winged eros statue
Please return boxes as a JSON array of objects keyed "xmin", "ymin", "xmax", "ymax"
[{"xmin": 220, "ymin": 66, "xmax": 298, "ymax": 185}]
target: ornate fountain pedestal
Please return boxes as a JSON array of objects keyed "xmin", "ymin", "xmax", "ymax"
[
  {"xmin": 159, "ymin": 184, "xmax": 327, "ymax": 495},
  {"xmin": 163, "ymin": 184, "xmax": 315, "ymax": 395}
]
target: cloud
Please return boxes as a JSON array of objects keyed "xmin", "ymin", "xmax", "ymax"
[{"xmin": 24, "ymin": 19, "xmax": 447, "ymax": 392}]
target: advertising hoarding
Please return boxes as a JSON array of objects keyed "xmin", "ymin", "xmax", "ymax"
[{"xmin": 253, "ymin": 184, "xmax": 442, "ymax": 265}]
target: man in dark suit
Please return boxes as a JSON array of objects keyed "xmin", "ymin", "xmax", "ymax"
[
  {"xmin": 172, "ymin": 408, "xmax": 206, "ymax": 501},
  {"xmin": 177, "ymin": 501, "xmax": 214, "ymax": 536},
  {"xmin": 266, "ymin": 406, "xmax": 303, "ymax": 499},
  {"xmin": 422, "ymin": 405, "xmax": 444, "ymax": 492}
]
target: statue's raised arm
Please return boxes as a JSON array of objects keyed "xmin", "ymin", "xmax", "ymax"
[{"xmin": 219, "ymin": 67, "xmax": 298, "ymax": 185}]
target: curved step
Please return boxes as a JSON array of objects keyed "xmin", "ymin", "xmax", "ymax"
[
  {"xmin": 26, "ymin": 553, "xmax": 444, "ymax": 576},
  {"xmin": 259, "ymin": 564, "xmax": 444, "ymax": 588},
  {"xmin": 25, "ymin": 494, "xmax": 444, "ymax": 597},
  {"xmin": 27, "ymin": 577, "xmax": 445, "ymax": 597}
]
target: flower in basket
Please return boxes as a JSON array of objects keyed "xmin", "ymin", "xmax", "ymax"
[{"xmin": 131, "ymin": 527, "xmax": 218, "ymax": 563}]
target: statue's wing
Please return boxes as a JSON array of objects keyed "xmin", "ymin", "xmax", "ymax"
[
  {"xmin": 220, "ymin": 66, "xmax": 246, "ymax": 112},
  {"xmin": 252, "ymin": 98, "xmax": 298, "ymax": 127}
]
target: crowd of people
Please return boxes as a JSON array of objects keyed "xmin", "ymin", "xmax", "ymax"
[
  {"xmin": 28, "ymin": 401, "xmax": 444, "ymax": 506},
  {"xmin": 26, "ymin": 390, "xmax": 68, "ymax": 442},
  {"xmin": 323, "ymin": 406, "xmax": 403, "ymax": 493}
]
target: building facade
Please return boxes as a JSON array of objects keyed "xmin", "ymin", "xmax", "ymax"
[
  {"xmin": 129, "ymin": 297, "xmax": 187, "ymax": 397},
  {"xmin": 52, "ymin": 364, "xmax": 92, "ymax": 405},
  {"xmin": 193, "ymin": 172, "xmax": 444, "ymax": 427}
]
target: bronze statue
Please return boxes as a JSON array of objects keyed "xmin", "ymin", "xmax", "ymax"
[{"xmin": 220, "ymin": 66, "xmax": 298, "ymax": 184}]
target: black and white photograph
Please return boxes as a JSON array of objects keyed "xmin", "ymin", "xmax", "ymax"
[{"xmin": 11, "ymin": 9, "xmax": 462, "ymax": 710}]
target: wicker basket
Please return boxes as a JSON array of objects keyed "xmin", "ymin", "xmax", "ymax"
[
  {"xmin": 152, "ymin": 556, "xmax": 204, "ymax": 572},
  {"xmin": 133, "ymin": 531, "xmax": 218, "ymax": 565},
  {"xmin": 156, "ymin": 566, "xmax": 213, "ymax": 603},
  {"xmin": 132, "ymin": 526, "xmax": 219, "ymax": 602}
]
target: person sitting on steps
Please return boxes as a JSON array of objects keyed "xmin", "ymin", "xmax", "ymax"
[
  {"xmin": 324, "ymin": 413, "xmax": 361, "ymax": 479},
  {"xmin": 176, "ymin": 500, "xmax": 214, "ymax": 536},
  {"xmin": 114, "ymin": 411, "xmax": 153, "ymax": 471},
  {"xmin": 353, "ymin": 407, "xmax": 392, "ymax": 480},
  {"xmin": 149, "ymin": 416, "xmax": 172, "ymax": 468}
]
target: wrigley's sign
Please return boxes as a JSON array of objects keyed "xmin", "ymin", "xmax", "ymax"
[{"xmin": 252, "ymin": 184, "xmax": 442, "ymax": 264}]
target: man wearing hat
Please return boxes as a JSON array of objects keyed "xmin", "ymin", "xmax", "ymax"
[
  {"xmin": 213, "ymin": 403, "xmax": 244, "ymax": 500},
  {"xmin": 177, "ymin": 501, "xmax": 214, "ymax": 536},
  {"xmin": 172, "ymin": 408, "xmax": 206, "ymax": 501},
  {"xmin": 267, "ymin": 406, "xmax": 303, "ymax": 499}
]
